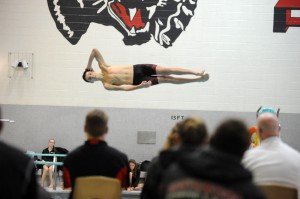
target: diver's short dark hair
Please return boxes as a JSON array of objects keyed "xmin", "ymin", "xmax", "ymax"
[
  {"xmin": 210, "ymin": 119, "xmax": 249, "ymax": 159},
  {"xmin": 84, "ymin": 109, "xmax": 108, "ymax": 137},
  {"xmin": 176, "ymin": 117, "xmax": 208, "ymax": 146},
  {"xmin": 82, "ymin": 68, "xmax": 94, "ymax": 83}
]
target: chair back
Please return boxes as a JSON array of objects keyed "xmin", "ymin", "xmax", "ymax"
[
  {"xmin": 73, "ymin": 176, "xmax": 121, "ymax": 199},
  {"xmin": 259, "ymin": 185, "xmax": 297, "ymax": 199}
]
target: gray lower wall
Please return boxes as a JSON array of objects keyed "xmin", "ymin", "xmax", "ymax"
[{"xmin": 1, "ymin": 104, "xmax": 300, "ymax": 162}]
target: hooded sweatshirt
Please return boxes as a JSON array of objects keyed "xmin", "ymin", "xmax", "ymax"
[{"xmin": 141, "ymin": 146, "xmax": 266, "ymax": 199}]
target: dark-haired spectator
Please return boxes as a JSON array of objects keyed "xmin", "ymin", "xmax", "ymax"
[
  {"xmin": 141, "ymin": 116, "xmax": 209, "ymax": 199},
  {"xmin": 63, "ymin": 109, "xmax": 128, "ymax": 199},
  {"xmin": 127, "ymin": 159, "xmax": 140, "ymax": 191},
  {"xmin": 142, "ymin": 119, "xmax": 266, "ymax": 199},
  {"xmin": 243, "ymin": 112, "xmax": 300, "ymax": 198},
  {"xmin": 197, "ymin": 119, "xmax": 265, "ymax": 199}
]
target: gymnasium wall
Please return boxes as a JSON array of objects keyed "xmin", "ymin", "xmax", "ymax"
[
  {"xmin": 0, "ymin": 0, "xmax": 300, "ymax": 161},
  {"xmin": 2, "ymin": 104, "xmax": 300, "ymax": 162}
]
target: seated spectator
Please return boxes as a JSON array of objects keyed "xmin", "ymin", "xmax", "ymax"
[
  {"xmin": 0, "ymin": 106, "xmax": 50, "ymax": 199},
  {"xmin": 41, "ymin": 139, "xmax": 56, "ymax": 188},
  {"xmin": 243, "ymin": 111, "xmax": 300, "ymax": 198},
  {"xmin": 62, "ymin": 109, "xmax": 128, "ymax": 199},
  {"xmin": 133, "ymin": 124, "xmax": 180, "ymax": 192},
  {"xmin": 161, "ymin": 125, "xmax": 180, "ymax": 151},
  {"xmin": 142, "ymin": 119, "xmax": 266, "ymax": 199},
  {"xmin": 141, "ymin": 116, "xmax": 209, "ymax": 199},
  {"xmin": 127, "ymin": 159, "xmax": 140, "ymax": 191},
  {"xmin": 201, "ymin": 119, "xmax": 265, "ymax": 199}
]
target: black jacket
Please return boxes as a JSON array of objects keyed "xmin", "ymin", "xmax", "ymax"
[
  {"xmin": 127, "ymin": 168, "xmax": 140, "ymax": 188},
  {"xmin": 0, "ymin": 141, "xmax": 38, "ymax": 199},
  {"xmin": 141, "ymin": 146, "xmax": 266, "ymax": 199},
  {"xmin": 41, "ymin": 147, "xmax": 56, "ymax": 162},
  {"xmin": 63, "ymin": 139, "xmax": 128, "ymax": 199}
]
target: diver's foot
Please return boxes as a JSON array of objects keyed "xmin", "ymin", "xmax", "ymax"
[
  {"xmin": 198, "ymin": 72, "xmax": 209, "ymax": 82},
  {"xmin": 196, "ymin": 70, "xmax": 205, "ymax": 76}
]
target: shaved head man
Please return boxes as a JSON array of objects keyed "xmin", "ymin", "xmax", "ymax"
[
  {"xmin": 256, "ymin": 112, "xmax": 280, "ymax": 140},
  {"xmin": 243, "ymin": 111, "xmax": 300, "ymax": 198}
]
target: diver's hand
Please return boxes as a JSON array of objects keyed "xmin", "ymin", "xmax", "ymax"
[{"xmin": 140, "ymin": 81, "xmax": 152, "ymax": 88}]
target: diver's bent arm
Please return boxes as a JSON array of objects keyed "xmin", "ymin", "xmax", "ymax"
[{"xmin": 86, "ymin": 48, "xmax": 108, "ymax": 70}]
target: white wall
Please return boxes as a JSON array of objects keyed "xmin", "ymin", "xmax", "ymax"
[
  {"xmin": 0, "ymin": 0, "xmax": 299, "ymax": 113},
  {"xmin": 1, "ymin": 0, "xmax": 300, "ymax": 161}
]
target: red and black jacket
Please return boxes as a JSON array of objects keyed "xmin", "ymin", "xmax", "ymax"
[{"xmin": 63, "ymin": 139, "xmax": 128, "ymax": 198}]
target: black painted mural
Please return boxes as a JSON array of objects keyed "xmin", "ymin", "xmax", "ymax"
[{"xmin": 47, "ymin": 0, "xmax": 198, "ymax": 48}]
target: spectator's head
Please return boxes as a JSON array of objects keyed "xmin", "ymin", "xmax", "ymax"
[
  {"xmin": 176, "ymin": 117, "xmax": 208, "ymax": 146},
  {"xmin": 48, "ymin": 139, "xmax": 55, "ymax": 147},
  {"xmin": 162, "ymin": 125, "xmax": 180, "ymax": 150},
  {"xmin": 129, "ymin": 159, "xmax": 137, "ymax": 171},
  {"xmin": 0, "ymin": 107, "xmax": 3, "ymax": 134},
  {"xmin": 84, "ymin": 109, "xmax": 108, "ymax": 139},
  {"xmin": 257, "ymin": 112, "xmax": 280, "ymax": 141},
  {"xmin": 210, "ymin": 119, "xmax": 249, "ymax": 159}
]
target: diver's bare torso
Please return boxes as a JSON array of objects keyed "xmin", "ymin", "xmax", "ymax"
[{"xmin": 101, "ymin": 65, "xmax": 134, "ymax": 85}]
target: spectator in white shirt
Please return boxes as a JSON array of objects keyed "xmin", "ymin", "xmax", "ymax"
[{"xmin": 243, "ymin": 111, "xmax": 300, "ymax": 198}]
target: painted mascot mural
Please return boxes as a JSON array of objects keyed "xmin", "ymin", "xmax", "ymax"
[{"xmin": 47, "ymin": 0, "xmax": 198, "ymax": 48}]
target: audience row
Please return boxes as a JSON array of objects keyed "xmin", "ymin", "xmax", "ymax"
[{"xmin": 1, "ymin": 106, "xmax": 300, "ymax": 199}]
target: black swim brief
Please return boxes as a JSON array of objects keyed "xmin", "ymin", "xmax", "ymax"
[{"xmin": 133, "ymin": 64, "xmax": 158, "ymax": 86}]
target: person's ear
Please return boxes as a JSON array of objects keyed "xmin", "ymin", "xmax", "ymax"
[
  {"xmin": 279, "ymin": 124, "xmax": 281, "ymax": 131},
  {"xmin": 258, "ymin": 127, "xmax": 263, "ymax": 138}
]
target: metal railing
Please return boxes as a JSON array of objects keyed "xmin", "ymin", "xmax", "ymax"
[{"xmin": 26, "ymin": 153, "xmax": 67, "ymax": 190}]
